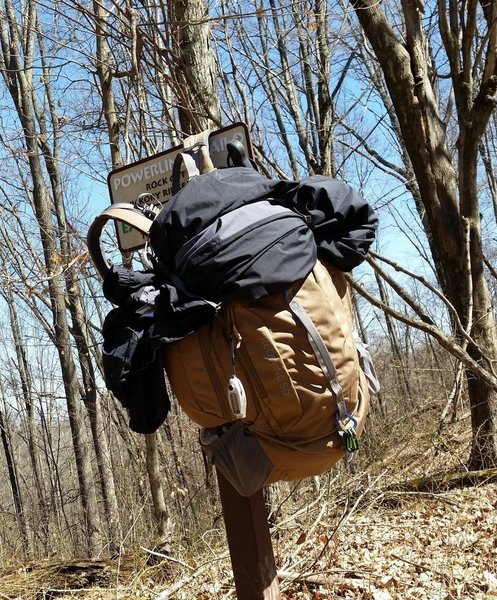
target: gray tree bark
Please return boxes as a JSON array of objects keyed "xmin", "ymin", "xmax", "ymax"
[{"xmin": 167, "ymin": 0, "xmax": 221, "ymax": 133}]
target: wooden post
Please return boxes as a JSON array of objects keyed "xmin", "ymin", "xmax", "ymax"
[{"xmin": 216, "ymin": 470, "xmax": 281, "ymax": 599}]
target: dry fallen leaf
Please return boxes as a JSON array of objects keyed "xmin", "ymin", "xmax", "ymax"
[{"xmin": 297, "ymin": 531, "xmax": 307, "ymax": 545}]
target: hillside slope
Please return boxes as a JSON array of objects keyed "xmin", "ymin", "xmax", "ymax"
[{"xmin": 1, "ymin": 411, "xmax": 496, "ymax": 599}]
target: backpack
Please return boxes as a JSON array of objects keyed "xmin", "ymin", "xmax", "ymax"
[
  {"xmin": 163, "ymin": 258, "xmax": 374, "ymax": 496},
  {"xmin": 87, "ymin": 139, "xmax": 379, "ymax": 496}
]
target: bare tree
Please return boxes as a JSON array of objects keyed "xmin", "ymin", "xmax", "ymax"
[
  {"xmin": 3, "ymin": 283, "xmax": 49, "ymax": 549},
  {"xmin": 348, "ymin": 0, "xmax": 497, "ymax": 468},
  {"xmin": 167, "ymin": 0, "xmax": 221, "ymax": 132},
  {"xmin": 0, "ymin": 0, "xmax": 103, "ymax": 554},
  {"xmin": 213, "ymin": 0, "xmax": 342, "ymax": 177}
]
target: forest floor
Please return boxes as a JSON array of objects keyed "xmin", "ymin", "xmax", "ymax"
[{"xmin": 1, "ymin": 408, "xmax": 497, "ymax": 599}]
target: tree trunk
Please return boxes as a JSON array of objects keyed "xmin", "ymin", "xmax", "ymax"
[
  {"xmin": 167, "ymin": 0, "xmax": 221, "ymax": 133},
  {"xmin": 350, "ymin": 0, "xmax": 497, "ymax": 468},
  {"xmin": 145, "ymin": 433, "xmax": 171, "ymax": 548},
  {"xmin": 314, "ymin": 0, "xmax": 335, "ymax": 176},
  {"xmin": 93, "ymin": 0, "xmax": 124, "ymax": 167},
  {"xmin": 0, "ymin": 402, "xmax": 30, "ymax": 557}
]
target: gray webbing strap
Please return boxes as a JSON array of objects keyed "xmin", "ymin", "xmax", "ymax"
[
  {"xmin": 353, "ymin": 330, "xmax": 381, "ymax": 394},
  {"xmin": 286, "ymin": 291, "xmax": 347, "ymax": 422},
  {"xmin": 172, "ymin": 152, "xmax": 200, "ymax": 194}
]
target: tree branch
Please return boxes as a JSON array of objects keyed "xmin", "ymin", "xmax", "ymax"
[{"xmin": 347, "ymin": 274, "xmax": 497, "ymax": 392}]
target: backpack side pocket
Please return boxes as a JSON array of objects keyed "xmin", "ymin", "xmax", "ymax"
[{"xmin": 200, "ymin": 421, "xmax": 273, "ymax": 497}]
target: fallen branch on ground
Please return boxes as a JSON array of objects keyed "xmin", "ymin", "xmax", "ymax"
[{"xmin": 386, "ymin": 468, "xmax": 497, "ymax": 493}]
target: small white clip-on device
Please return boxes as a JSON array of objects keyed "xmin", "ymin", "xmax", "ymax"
[
  {"xmin": 228, "ymin": 319, "xmax": 247, "ymax": 418},
  {"xmin": 228, "ymin": 376, "xmax": 247, "ymax": 419}
]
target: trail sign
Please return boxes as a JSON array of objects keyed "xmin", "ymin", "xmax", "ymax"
[{"xmin": 107, "ymin": 122, "xmax": 253, "ymax": 251}]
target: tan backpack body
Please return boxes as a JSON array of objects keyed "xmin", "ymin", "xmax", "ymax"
[{"xmin": 164, "ymin": 259, "xmax": 371, "ymax": 495}]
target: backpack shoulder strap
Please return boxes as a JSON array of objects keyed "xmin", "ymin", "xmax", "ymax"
[{"xmin": 87, "ymin": 203, "xmax": 154, "ymax": 278}]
